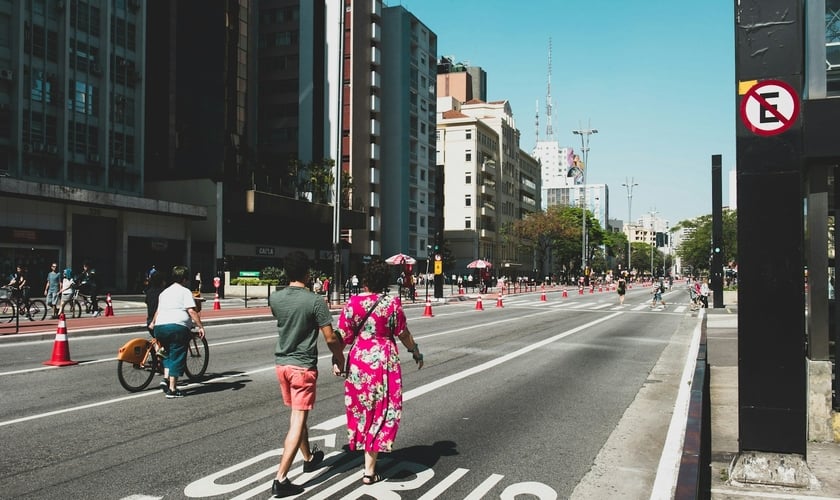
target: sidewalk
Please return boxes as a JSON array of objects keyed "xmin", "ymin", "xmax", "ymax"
[{"xmin": 707, "ymin": 305, "xmax": 840, "ymax": 499}]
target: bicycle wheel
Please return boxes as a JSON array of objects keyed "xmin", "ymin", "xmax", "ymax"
[
  {"xmin": 0, "ymin": 299, "xmax": 15, "ymax": 323},
  {"xmin": 26, "ymin": 299, "xmax": 47, "ymax": 321},
  {"xmin": 117, "ymin": 344, "xmax": 158, "ymax": 392},
  {"xmin": 184, "ymin": 335, "xmax": 209, "ymax": 381},
  {"xmin": 69, "ymin": 299, "xmax": 82, "ymax": 318}
]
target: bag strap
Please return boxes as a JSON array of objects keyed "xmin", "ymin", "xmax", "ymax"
[{"xmin": 344, "ymin": 294, "xmax": 385, "ymax": 372}]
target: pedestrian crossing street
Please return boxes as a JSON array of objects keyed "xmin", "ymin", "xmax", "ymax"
[{"xmin": 483, "ymin": 293, "xmax": 696, "ymax": 314}]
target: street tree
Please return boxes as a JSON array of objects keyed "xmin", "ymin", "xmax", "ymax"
[{"xmin": 672, "ymin": 210, "xmax": 738, "ymax": 275}]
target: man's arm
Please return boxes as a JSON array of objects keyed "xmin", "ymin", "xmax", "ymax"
[{"xmin": 320, "ymin": 324, "xmax": 345, "ymax": 375}]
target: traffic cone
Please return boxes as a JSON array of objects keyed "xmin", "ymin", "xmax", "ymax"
[
  {"xmin": 423, "ymin": 298, "xmax": 434, "ymax": 317},
  {"xmin": 104, "ymin": 292, "xmax": 114, "ymax": 316},
  {"xmin": 541, "ymin": 287, "xmax": 547, "ymax": 302},
  {"xmin": 43, "ymin": 314, "xmax": 78, "ymax": 366},
  {"xmin": 459, "ymin": 285, "xmax": 464, "ymax": 295},
  {"xmin": 213, "ymin": 291, "xmax": 221, "ymax": 310},
  {"xmin": 496, "ymin": 292, "xmax": 504, "ymax": 308},
  {"xmin": 578, "ymin": 287, "xmax": 584, "ymax": 295},
  {"xmin": 475, "ymin": 294, "xmax": 484, "ymax": 310},
  {"xmin": 562, "ymin": 288, "xmax": 568, "ymax": 298}
]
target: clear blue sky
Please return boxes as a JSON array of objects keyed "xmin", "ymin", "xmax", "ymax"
[{"xmin": 394, "ymin": 0, "xmax": 736, "ymax": 226}]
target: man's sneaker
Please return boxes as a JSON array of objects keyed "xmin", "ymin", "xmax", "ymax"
[
  {"xmin": 302, "ymin": 447, "xmax": 324, "ymax": 473},
  {"xmin": 165, "ymin": 389, "xmax": 185, "ymax": 399},
  {"xmin": 271, "ymin": 478, "xmax": 304, "ymax": 497},
  {"xmin": 159, "ymin": 379, "xmax": 169, "ymax": 391}
]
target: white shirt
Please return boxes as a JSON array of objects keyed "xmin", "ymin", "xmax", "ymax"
[{"xmin": 154, "ymin": 283, "xmax": 197, "ymax": 328}]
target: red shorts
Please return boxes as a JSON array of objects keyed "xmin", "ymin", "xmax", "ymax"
[{"xmin": 275, "ymin": 365, "xmax": 318, "ymax": 410}]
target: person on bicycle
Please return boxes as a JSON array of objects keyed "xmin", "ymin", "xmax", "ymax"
[
  {"xmin": 7, "ymin": 264, "xmax": 26, "ymax": 294},
  {"xmin": 147, "ymin": 265, "xmax": 206, "ymax": 398},
  {"xmin": 77, "ymin": 261, "xmax": 100, "ymax": 317}
]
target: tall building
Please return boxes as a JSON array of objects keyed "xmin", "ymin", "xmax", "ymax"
[
  {"xmin": 436, "ymin": 95, "xmax": 540, "ymax": 273},
  {"xmin": 380, "ymin": 5, "xmax": 437, "ymax": 264},
  {"xmin": 0, "ymin": 0, "xmax": 205, "ymax": 291}
]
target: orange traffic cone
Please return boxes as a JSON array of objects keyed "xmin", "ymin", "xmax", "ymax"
[
  {"xmin": 475, "ymin": 294, "xmax": 484, "ymax": 310},
  {"xmin": 496, "ymin": 292, "xmax": 504, "ymax": 308},
  {"xmin": 541, "ymin": 288, "xmax": 547, "ymax": 302},
  {"xmin": 423, "ymin": 298, "xmax": 434, "ymax": 317},
  {"xmin": 104, "ymin": 292, "xmax": 114, "ymax": 316},
  {"xmin": 213, "ymin": 291, "xmax": 221, "ymax": 310},
  {"xmin": 43, "ymin": 314, "xmax": 78, "ymax": 366},
  {"xmin": 562, "ymin": 288, "xmax": 568, "ymax": 298}
]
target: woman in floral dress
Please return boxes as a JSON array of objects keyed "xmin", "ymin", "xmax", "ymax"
[{"xmin": 337, "ymin": 260, "xmax": 424, "ymax": 485}]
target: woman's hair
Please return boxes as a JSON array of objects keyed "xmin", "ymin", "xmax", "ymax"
[
  {"xmin": 170, "ymin": 265, "xmax": 189, "ymax": 284},
  {"xmin": 363, "ymin": 260, "xmax": 391, "ymax": 294}
]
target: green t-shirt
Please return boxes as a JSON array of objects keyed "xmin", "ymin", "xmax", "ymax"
[{"xmin": 269, "ymin": 285, "xmax": 333, "ymax": 369}]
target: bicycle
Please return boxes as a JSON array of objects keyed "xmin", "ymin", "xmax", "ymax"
[
  {"xmin": 0, "ymin": 286, "xmax": 47, "ymax": 322},
  {"xmin": 62, "ymin": 288, "xmax": 102, "ymax": 318},
  {"xmin": 116, "ymin": 330, "xmax": 210, "ymax": 392}
]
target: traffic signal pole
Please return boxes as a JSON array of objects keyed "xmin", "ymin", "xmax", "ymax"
[{"xmin": 711, "ymin": 155, "xmax": 724, "ymax": 308}]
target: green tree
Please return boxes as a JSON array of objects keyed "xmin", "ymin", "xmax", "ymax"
[{"xmin": 673, "ymin": 209, "xmax": 737, "ymax": 275}]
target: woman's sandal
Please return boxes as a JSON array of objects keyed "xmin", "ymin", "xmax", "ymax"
[{"xmin": 362, "ymin": 474, "xmax": 383, "ymax": 485}]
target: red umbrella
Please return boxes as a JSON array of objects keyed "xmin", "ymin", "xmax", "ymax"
[
  {"xmin": 385, "ymin": 253, "xmax": 417, "ymax": 265},
  {"xmin": 466, "ymin": 259, "xmax": 492, "ymax": 269}
]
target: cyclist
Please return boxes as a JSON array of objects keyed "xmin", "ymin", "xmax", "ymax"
[
  {"xmin": 7, "ymin": 265, "xmax": 28, "ymax": 310},
  {"xmin": 77, "ymin": 261, "xmax": 100, "ymax": 317},
  {"xmin": 147, "ymin": 265, "xmax": 206, "ymax": 398}
]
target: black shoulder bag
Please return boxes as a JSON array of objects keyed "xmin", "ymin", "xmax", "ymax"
[{"xmin": 344, "ymin": 294, "xmax": 385, "ymax": 374}]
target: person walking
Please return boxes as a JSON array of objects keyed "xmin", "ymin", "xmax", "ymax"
[
  {"xmin": 268, "ymin": 251, "xmax": 345, "ymax": 498},
  {"xmin": 700, "ymin": 278, "xmax": 710, "ymax": 308},
  {"xmin": 44, "ymin": 263, "xmax": 62, "ymax": 319},
  {"xmin": 78, "ymin": 261, "xmax": 100, "ymax": 316},
  {"xmin": 650, "ymin": 279, "xmax": 667, "ymax": 309},
  {"xmin": 57, "ymin": 267, "xmax": 75, "ymax": 317},
  {"xmin": 616, "ymin": 273, "xmax": 627, "ymax": 306},
  {"xmin": 147, "ymin": 265, "xmax": 206, "ymax": 399},
  {"xmin": 336, "ymin": 259, "xmax": 424, "ymax": 485}
]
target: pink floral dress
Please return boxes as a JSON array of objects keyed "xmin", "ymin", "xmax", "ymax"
[{"xmin": 337, "ymin": 292, "xmax": 407, "ymax": 453}]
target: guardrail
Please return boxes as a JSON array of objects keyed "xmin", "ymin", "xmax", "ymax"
[{"xmin": 675, "ymin": 319, "xmax": 711, "ymax": 499}]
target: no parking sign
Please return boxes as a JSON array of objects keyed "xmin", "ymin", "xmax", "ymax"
[{"xmin": 739, "ymin": 79, "xmax": 800, "ymax": 136}]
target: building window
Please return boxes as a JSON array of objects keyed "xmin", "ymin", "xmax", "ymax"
[
  {"xmin": 465, "ymin": 172, "xmax": 471, "ymax": 184},
  {"xmin": 465, "ymin": 150, "xmax": 472, "ymax": 162},
  {"xmin": 466, "ymin": 130, "xmax": 472, "ymax": 140},
  {"xmin": 465, "ymin": 194, "xmax": 472, "ymax": 207},
  {"xmin": 465, "ymin": 217, "xmax": 471, "ymax": 229}
]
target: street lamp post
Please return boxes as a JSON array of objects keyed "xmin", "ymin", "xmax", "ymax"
[
  {"xmin": 622, "ymin": 178, "xmax": 638, "ymax": 274},
  {"xmin": 573, "ymin": 126, "xmax": 598, "ymax": 279},
  {"xmin": 649, "ymin": 209, "xmax": 658, "ymax": 278}
]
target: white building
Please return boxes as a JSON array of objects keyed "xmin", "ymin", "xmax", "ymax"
[{"xmin": 436, "ymin": 96, "xmax": 540, "ymax": 272}]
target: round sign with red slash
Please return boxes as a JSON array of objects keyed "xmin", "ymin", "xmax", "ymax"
[{"xmin": 740, "ymin": 79, "xmax": 800, "ymax": 136}]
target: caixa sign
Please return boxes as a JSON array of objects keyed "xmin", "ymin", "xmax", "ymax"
[{"xmin": 255, "ymin": 246, "xmax": 275, "ymax": 256}]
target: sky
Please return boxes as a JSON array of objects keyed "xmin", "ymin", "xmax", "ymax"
[{"xmin": 394, "ymin": 0, "xmax": 736, "ymax": 226}]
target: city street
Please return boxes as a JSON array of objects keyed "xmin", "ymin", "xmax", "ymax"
[{"xmin": 0, "ymin": 286, "xmax": 699, "ymax": 499}]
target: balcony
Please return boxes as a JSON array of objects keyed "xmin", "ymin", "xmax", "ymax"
[
  {"xmin": 370, "ymin": 143, "xmax": 380, "ymax": 161},
  {"xmin": 371, "ymin": 70, "xmax": 381, "ymax": 89}
]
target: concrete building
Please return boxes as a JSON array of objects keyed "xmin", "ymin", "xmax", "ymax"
[
  {"xmin": 380, "ymin": 5, "xmax": 438, "ymax": 266},
  {"xmin": 0, "ymin": 0, "xmax": 206, "ymax": 291},
  {"xmin": 436, "ymin": 96, "xmax": 540, "ymax": 274}
]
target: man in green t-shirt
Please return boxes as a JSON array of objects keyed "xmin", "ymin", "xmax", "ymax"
[{"xmin": 268, "ymin": 251, "xmax": 345, "ymax": 497}]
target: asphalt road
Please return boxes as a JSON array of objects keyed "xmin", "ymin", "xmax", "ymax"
[{"xmin": 0, "ymin": 286, "xmax": 699, "ymax": 499}]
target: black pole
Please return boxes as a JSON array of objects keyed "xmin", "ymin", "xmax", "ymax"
[{"xmin": 711, "ymin": 155, "xmax": 724, "ymax": 308}]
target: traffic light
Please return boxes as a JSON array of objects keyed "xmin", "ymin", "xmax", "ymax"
[{"xmin": 655, "ymin": 232, "xmax": 664, "ymax": 247}]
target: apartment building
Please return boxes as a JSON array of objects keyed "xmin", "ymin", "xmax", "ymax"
[
  {"xmin": 0, "ymin": 0, "xmax": 205, "ymax": 291},
  {"xmin": 436, "ymin": 95, "xmax": 540, "ymax": 273},
  {"xmin": 380, "ymin": 5, "xmax": 437, "ymax": 264}
]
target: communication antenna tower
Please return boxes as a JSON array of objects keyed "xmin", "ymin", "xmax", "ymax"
[{"xmin": 545, "ymin": 38, "xmax": 554, "ymax": 139}]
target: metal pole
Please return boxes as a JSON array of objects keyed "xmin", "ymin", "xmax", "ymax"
[
  {"xmin": 425, "ymin": 245, "xmax": 431, "ymax": 302},
  {"xmin": 649, "ymin": 209, "xmax": 658, "ymax": 278},
  {"xmin": 622, "ymin": 178, "xmax": 637, "ymax": 274},
  {"xmin": 572, "ymin": 126, "xmax": 598, "ymax": 278},
  {"xmin": 330, "ymin": 2, "xmax": 345, "ymax": 307}
]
